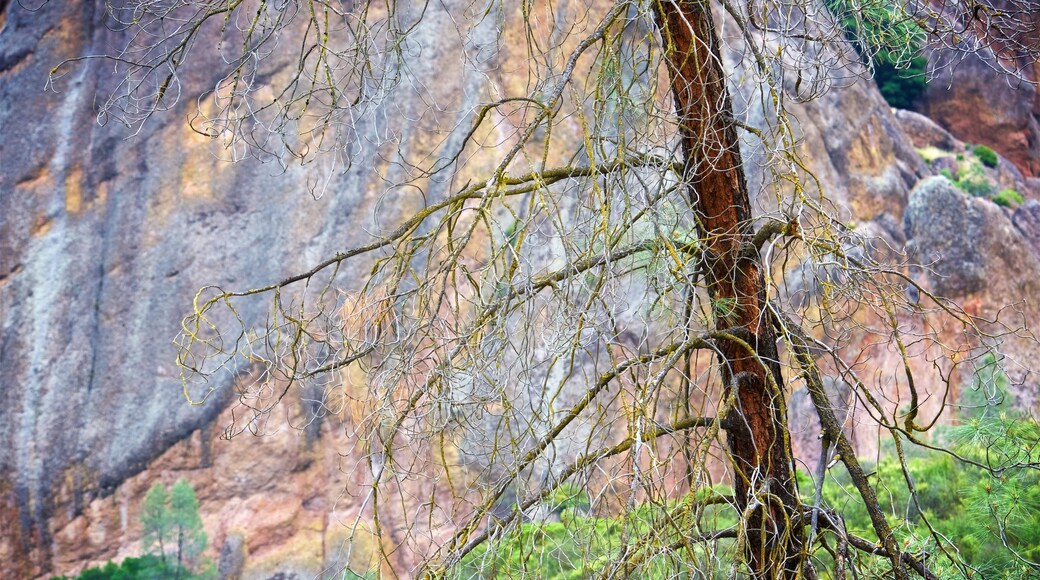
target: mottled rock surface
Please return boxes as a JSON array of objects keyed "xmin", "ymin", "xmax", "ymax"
[
  {"xmin": 905, "ymin": 176, "xmax": 1040, "ymax": 410},
  {"xmin": 1014, "ymin": 200, "xmax": 1040, "ymax": 257},
  {"xmin": 906, "ymin": 176, "xmax": 1039, "ymax": 295},
  {"xmin": 1, "ymin": 1, "xmax": 498, "ymax": 576}
]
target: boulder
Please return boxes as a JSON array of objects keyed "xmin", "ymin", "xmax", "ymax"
[
  {"xmin": 906, "ymin": 176, "xmax": 1040, "ymax": 298},
  {"xmin": 217, "ymin": 532, "xmax": 246, "ymax": 580},
  {"xmin": 894, "ymin": 108, "xmax": 959, "ymax": 151}
]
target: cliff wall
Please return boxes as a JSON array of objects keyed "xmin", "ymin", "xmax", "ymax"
[{"xmin": 1, "ymin": 2, "xmax": 1037, "ymax": 578}]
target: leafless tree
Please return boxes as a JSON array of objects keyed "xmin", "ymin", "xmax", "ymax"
[{"xmin": 54, "ymin": 0, "xmax": 1040, "ymax": 577}]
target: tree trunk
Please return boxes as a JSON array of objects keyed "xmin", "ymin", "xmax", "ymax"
[
  {"xmin": 654, "ymin": 1, "xmax": 804, "ymax": 577},
  {"xmin": 176, "ymin": 527, "xmax": 183, "ymax": 579}
]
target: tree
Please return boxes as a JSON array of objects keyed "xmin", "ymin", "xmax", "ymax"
[
  {"xmin": 56, "ymin": 0, "xmax": 1040, "ymax": 578},
  {"xmin": 169, "ymin": 479, "xmax": 208, "ymax": 577},
  {"xmin": 140, "ymin": 483, "xmax": 171, "ymax": 565},
  {"xmin": 655, "ymin": 3, "xmax": 803, "ymax": 574},
  {"xmin": 139, "ymin": 480, "xmax": 207, "ymax": 578}
]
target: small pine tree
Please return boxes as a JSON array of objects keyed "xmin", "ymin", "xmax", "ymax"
[
  {"xmin": 169, "ymin": 479, "xmax": 207, "ymax": 577},
  {"xmin": 140, "ymin": 483, "xmax": 171, "ymax": 564}
]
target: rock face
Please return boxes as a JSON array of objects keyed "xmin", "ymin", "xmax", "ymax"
[
  {"xmin": 1, "ymin": 2, "xmax": 1038, "ymax": 579},
  {"xmin": 919, "ymin": 53, "xmax": 1040, "ymax": 177},
  {"xmin": 905, "ymin": 176, "xmax": 1040, "ymax": 411},
  {"xmin": 1014, "ymin": 200, "xmax": 1040, "ymax": 256},
  {"xmin": 894, "ymin": 109, "xmax": 959, "ymax": 151},
  {"xmin": 723, "ymin": 26, "xmax": 928, "ymax": 230},
  {"xmin": 906, "ymin": 176, "xmax": 1040, "ymax": 296},
  {"xmin": 917, "ymin": 4, "xmax": 1040, "ymax": 177},
  {"xmin": 1, "ymin": 1, "xmax": 499, "ymax": 576},
  {"xmin": 896, "ymin": 105, "xmax": 1036, "ymax": 198}
]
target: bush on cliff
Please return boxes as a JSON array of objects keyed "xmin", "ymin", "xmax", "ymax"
[{"xmin": 827, "ymin": 0, "xmax": 928, "ymax": 109}]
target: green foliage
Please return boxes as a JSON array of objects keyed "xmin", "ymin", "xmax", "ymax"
[
  {"xmin": 992, "ymin": 188, "xmax": 1024, "ymax": 208},
  {"xmin": 169, "ymin": 479, "xmax": 208, "ymax": 572},
  {"xmin": 48, "ymin": 555, "xmax": 190, "ymax": 580},
  {"xmin": 935, "ymin": 151, "xmax": 1019, "ymax": 207},
  {"xmin": 140, "ymin": 483, "xmax": 170, "ymax": 561},
  {"xmin": 806, "ymin": 354, "xmax": 1040, "ymax": 576},
  {"xmin": 826, "ymin": 0, "xmax": 928, "ymax": 109},
  {"xmin": 546, "ymin": 483, "xmax": 592, "ymax": 515},
  {"xmin": 874, "ymin": 55, "xmax": 927, "ymax": 110},
  {"xmin": 711, "ymin": 296, "xmax": 740, "ymax": 321},
  {"xmin": 52, "ymin": 481, "xmax": 213, "ymax": 580},
  {"xmin": 973, "ymin": 145, "xmax": 999, "ymax": 168},
  {"xmin": 457, "ymin": 496, "xmax": 736, "ymax": 578},
  {"xmin": 460, "ymin": 515, "xmax": 620, "ymax": 579},
  {"xmin": 956, "ymin": 172, "xmax": 993, "ymax": 197},
  {"xmin": 139, "ymin": 479, "xmax": 209, "ymax": 577},
  {"xmin": 936, "ymin": 152, "xmax": 1013, "ymax": 202},
  {"xmin": 953, "ymin": 159, "xmax": 993, "ymax": 197}
]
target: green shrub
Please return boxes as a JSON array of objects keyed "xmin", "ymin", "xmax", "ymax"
[
  {"xmin": 826, "ymin": 0, "xmax": 928, "ymax": 109},
  {"xmin": 547, "ymin": 482, "xmax": 592, "ymax": 514},
  {"xmin": 957, "ymin": 174, "xmax": 992, "ymax": 197},
  {"xmin": 875, "ymin": 55, "xmax": 927, "ymax": 109},
  {"xmin": 49, "ymin": 555, "xmax": 188, "ymax": 580},
  {"xmin": 992, "ymin": 188, "xmax": 1024, "ymax": 208},
  {"xmin": 954, "ymin": 162, "xmax": 993, "ymax": 196},
  {"xmin": 459, "ymin": 493, "xmax": 736, "ymax": 578},
  {"xmin": 939, "ymin": 168, "xmax": 954, "ymax": 181},
  {"xmin": 974, "ymin": 144, "xmax": 999, "ymax": 168},
  {"xmin": 807, "ymin": 354, "xmax": 1040, "ymax": 576}
]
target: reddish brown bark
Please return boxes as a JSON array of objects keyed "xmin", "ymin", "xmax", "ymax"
[{"xmin": 655, "ymin": 1, "xmax": 804, "ymax": 577}]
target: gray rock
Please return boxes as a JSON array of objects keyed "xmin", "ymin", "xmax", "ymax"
[
  {"xmin": 894, "ymin": 109, "xmax": 959, "ymax": 151},
  {"xmin": 1026, "ymin": 178, "xmax": 1040, "ymax": 198},
  {"xmin": 906, "ymin": 177, "xmax": 989, "ymax": 295},
  {"xmin": 931, "ymin": 155, "xmax": 960, "ymax": 179},
  {"xmin": 906, "ymin": 176, "xmax": 1040, "ymax": 297},
  {"xmin": 1013, "ymin": 200, "xmax": 1040, "ymax": 258},
  {"xmin": 0, "ymin": 1, "xmax": 499, "ymax": 573},
  {"xmin": 218, "ymin": 532, "xmax": 246, "ymax": 580}
]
